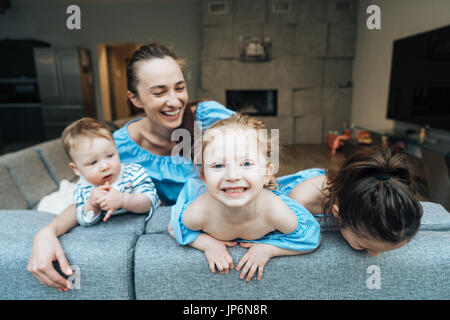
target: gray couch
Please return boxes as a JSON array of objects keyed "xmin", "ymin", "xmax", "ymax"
[{"xmin": 0, "ymin": 138, "xmax": 449, "ymax": 300}]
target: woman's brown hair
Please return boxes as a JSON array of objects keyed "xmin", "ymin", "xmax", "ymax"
[{"xmin": 323, "ymin": 146, "xmax": 423, "ymax": 243}]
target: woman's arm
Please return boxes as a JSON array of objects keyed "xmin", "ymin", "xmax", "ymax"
[{"xmin": 27, "ymin": 203, "xmax": 78, "ymax": 290}]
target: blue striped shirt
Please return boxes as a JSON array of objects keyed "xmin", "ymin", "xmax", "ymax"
[{"xmin": 74, "ymin": 163, "xmax": 160, "ymax": 226}]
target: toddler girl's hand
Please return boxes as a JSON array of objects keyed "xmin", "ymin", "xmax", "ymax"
[
  {"xmin": 236, "ymin": 242, "xmax": 274, "ymax": 282},
  {"xmin": 203, "ymin": 239, "xmax": 237, "ymax": 274}
]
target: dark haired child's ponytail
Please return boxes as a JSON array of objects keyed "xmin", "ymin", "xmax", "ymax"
[{"xmin": 324, "ymin": 146, "xmax": 423, "ymax": 243}]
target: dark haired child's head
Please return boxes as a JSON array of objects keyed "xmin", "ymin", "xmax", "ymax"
[
  {"xmin": 324, "ymin": 146, "xmax": 423, "ymax": 256},
  {"xmin": 62, "ymin": 117, "xmax": 121, "ymax": 186}
]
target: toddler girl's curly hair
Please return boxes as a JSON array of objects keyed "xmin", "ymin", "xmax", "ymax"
[{"xmin": 195, "ymin": 112, "xmax": 278, "ymax": 190}]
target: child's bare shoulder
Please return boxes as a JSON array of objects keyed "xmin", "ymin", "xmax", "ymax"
[
  {"xmin": 182, "ymin": 193, "xmax": 209, "ymax": 231},
  {"xmin": 265, "ymin": 191, "xmax": 298, "ymax": 234}
]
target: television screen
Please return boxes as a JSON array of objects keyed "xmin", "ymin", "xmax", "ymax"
[{"xmin": 386, "ymin": 25, "xmax": 450, "ymax": 132}]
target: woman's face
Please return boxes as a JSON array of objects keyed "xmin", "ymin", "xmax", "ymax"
[{"xmin": 128, "ymin": 56, "xmax": 188, "ymax": 132}]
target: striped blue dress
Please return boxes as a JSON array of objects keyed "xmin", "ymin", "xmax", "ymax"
[
  {"xmin": 276, "ymin": 168, "xmax": 327, "ymax": 196},
  {"xmin": 74, "ymin": 163, "xmax": 159, "ymax": 226},
  {"xmin": 171, "ymin": 178, "xmax": 321, "ymax": 252}
]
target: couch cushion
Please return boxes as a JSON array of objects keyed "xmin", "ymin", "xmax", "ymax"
[
  {"xmin": 419, "ymin": 202, "xmax": 450, "ymax": 231},
  {"xmin": 134, "ymin": 231, "xmax": 450, "ymax": 299},
  {"xmin": 0, "ymin": 210, "xmax": 147, "ymax": 299},
  {"xmin": 144, "ymin": 202, "xmax": 450, "ymax": 236},
  {"xmin": 0, "ymin": 164, "xmax": 29, "ymax": 210},
  {"xmin": 0, "ymin": 210, "xmax": 147, "ymax": 237},
  {"xmin": 0, "ymin": 231, "xmax": 138, "ymax": 299},
  {"xmin": 0, "ymin": 148, "xmax": 57, "ymax": 208},
  {"xmin": 34, "ymin": 139, "xmax": 76, "ymax": 183},
  {"xmin": 145, "ymin": 206, "xmax": 171, "ymax": 234}
]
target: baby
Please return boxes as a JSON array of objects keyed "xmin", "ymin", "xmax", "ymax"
[
  {"xmin": 170, "ymin": 113, "xmax": 320, "ymax": 281},
  {"xmin": 62, "ymin": 117, "xmax": 159, "ymax": 226}
]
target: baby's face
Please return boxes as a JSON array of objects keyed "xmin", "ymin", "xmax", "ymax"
[
  {"xmin": 70, "ymin": 136, "xmax": 121, "ymax": 186},
  {"xmin": 202, "ymin": 129, "xmax": 273, "ymax": 208},
  {"xmin": 339, "ymin": 227, "xmax": 409, "ymax": 257}
]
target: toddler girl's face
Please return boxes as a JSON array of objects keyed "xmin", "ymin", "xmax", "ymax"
[
  {"xmin": 70, "ymin": 135, "xmax": 122, "ymax": 186},
  {"xmin": 202, "ymin": 128, "xmax": 273, "ymax": 208}
]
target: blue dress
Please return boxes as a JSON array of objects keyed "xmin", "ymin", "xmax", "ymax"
[
  {"xmin": 276, "ymin": 168, "xmax": 327, "ymax": 196},
  {"xmin": 113, "ymin": 101, "xmax": 234, "ymax": 205},
  {"xmin": 171, "ymin": 178, "xmax": 321, "ymax": 252}
]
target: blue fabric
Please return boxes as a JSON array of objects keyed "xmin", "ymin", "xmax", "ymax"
[
  {"xmin": 276, "ymin": 168, "xmax": 326, "ymax": 196},
  {"xmin": 171, "ymin": 178, "xmax": 321, "ymax": 252},
  {"xmin": 114, "ymin": 101, "xmax": 234, "ymax": 205}
]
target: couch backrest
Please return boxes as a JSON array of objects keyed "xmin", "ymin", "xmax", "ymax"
[{"xmin": 0, "ymin": 138, "xmax": 76, "ymax": 210}]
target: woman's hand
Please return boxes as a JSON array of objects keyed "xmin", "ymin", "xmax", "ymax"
[
  {"xmin": 27, "ymin": 225, "xmax": 73, "ymax": 290},
  {"xmin": 236, "ymin": 242, "xmax": 275, "ymax": 282}
]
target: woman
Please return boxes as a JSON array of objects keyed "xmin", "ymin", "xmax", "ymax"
[{"xmin": 27, "ymin": 43, "xmax": 234, "ymax": 290}]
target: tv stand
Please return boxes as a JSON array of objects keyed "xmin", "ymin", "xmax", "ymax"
[{"xmin": 354, "ymin": 126, "xmax": 450, "ymax": 210}]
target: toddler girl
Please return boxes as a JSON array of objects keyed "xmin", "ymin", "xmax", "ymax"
[{"xmin": 169, "ymin": 113, "xmax": 320, "ymax": 281}]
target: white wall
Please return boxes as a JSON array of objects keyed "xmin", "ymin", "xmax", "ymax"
[
  {"xmin": 0, "ymin": 0, "xmax": 202, "ymax": 118},
  {"xmin": 352, "ymin": 0, "xmax": 450, "ymax": 130}
]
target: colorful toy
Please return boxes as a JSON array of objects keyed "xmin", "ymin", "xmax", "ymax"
[
  {"xmin": 327, "ymin": 127, "xmax": 353, "ymax": 155},
  {"xmin": 357, "ymin": 130, "xmax": 372, "ymax": 145}
]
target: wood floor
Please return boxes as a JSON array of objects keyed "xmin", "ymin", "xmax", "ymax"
[
  {"xmin": 275, "ymin": 143, "xmax": 350, "ymax": 177},
  {"xmin": 278, "ymin": 143, "xmax": 430, "ymax": 201}
]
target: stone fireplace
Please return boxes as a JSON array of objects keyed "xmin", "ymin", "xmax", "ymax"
[
  {"xmin": 198, "ymin": 0, "xmax": 356, "ymax": 145},
  {"xmin": 226, "ymin": 89, "xmax": 277, "ymax": 116}
]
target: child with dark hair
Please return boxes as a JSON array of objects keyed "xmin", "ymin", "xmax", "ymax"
[{"xmin": 277, "ymin": 146, "xmax": 423, "ymax": 256}]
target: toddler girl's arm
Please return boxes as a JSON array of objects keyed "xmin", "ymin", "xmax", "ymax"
[
  {"xmin": 180, "ymin": 202, "xmax": 237, "ymax": 274},
  {"xmin": 189, "ymin": 233, "xmax": 237, "ymax": 274},
  {"xmin": 168, "ymin": 222, "xmax": 236, "ymax": 274},
  {"xmin": 236, "ymin": 242, "xmax": 311, "ymax": 282}
]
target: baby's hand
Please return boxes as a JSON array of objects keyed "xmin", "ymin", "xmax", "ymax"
[
  {"xmin": 236, "ymin": 242, "xmax": 274, "ymax": 282},
  {"xmin": 97, "ymin": 186, "xmax": 124, "ymax": 222},
  {"xmin": 203, "ymin": 239, "xmax": 237, "ymax": 275},
  {"xmin": 88, "ymin": 184, "xmax": 111, "ymax": 209}
]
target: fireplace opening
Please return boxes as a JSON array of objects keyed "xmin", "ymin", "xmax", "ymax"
[{"xmin": 226, "ymin": 90, "xmax": 277, "ymax": 116}]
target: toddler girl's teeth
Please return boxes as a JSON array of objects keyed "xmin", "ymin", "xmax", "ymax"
[{"xmin": 225, "ymin": 188, "xmax": 244, "ymax": 193}]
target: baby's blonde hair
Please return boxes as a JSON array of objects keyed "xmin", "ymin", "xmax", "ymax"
[
  {"xmin": 195, "ymin": 113, "xmax": 277, "ymax": 190},
  {"xmin": 61, "ymin": 117, "xmax": 113, "ymax": 161}
]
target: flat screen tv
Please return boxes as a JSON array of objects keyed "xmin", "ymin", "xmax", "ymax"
[{"xmin": 387, "ymin": 25, "xmax": 450, "ymax": 132}]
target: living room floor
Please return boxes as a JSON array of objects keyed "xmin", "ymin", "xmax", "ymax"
[{"xmin": 279, "ymin": 143, "xmax": 430, "ymax": 202}]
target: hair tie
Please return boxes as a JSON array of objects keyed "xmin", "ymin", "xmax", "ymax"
[{"xmin": 375, "ymin": 172, "xmax": 391, "ymax": 181}]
